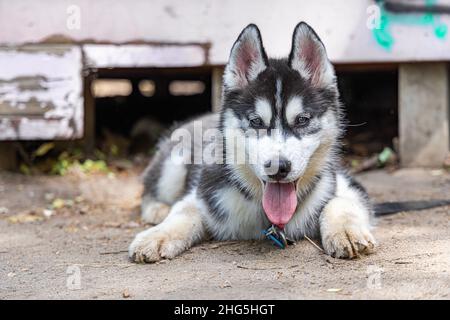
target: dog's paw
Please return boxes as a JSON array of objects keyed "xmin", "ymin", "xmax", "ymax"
[
  {"xmin": 320, "ymin": 197, "xmax": 376, "ymax": 259},
  {"xmin": 141, "ymin": 202, "xmax": 171, "ymax": 225},
  {"xmin": 128, "ymin": 227, "xmax": 188, "ymax": 263},
  {"xmin": 322, "ymin": 225, "xmax": 376, "ymax": 259}
]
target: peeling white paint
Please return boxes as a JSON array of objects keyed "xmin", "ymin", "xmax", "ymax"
[
  {"xmin": 0, "ymin": 117, "xmax": 77, "ymax": 140},
  {"xmin": 0, "ymin": 46, "xmax": 83, "ymax": 140}
]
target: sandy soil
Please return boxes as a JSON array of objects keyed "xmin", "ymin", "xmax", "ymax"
[{"xmin": 0, "ymin": 168, "xmax": 449, "ymax": 300}]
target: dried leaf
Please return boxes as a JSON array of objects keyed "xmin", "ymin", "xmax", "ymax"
[
  {"xmin": 19, "ymin": 164, "xmax": 31, "ymax": 175},
  {"xmin": 33, "ymin": 142, "xmax": 55, "ymax": 157},
  {"xmin": 7, "ymin": 212, "xmax": 44, "ymax": 224},
  {"xmin": 64, "ymin": 226, "xmax": 79, "ymax": 233},
  {"xmin": 52, "ymin": 198, "xmax": 65, "ymax": 209}
]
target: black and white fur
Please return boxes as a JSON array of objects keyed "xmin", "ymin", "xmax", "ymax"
[{"xmin": 129, "ymin": 22, "xmax": 376, "ymax": 262}]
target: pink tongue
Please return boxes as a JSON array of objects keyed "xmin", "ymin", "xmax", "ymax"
[{"xmin": 262, "ymin": 182, "xmax": 297, "ymax": 228}]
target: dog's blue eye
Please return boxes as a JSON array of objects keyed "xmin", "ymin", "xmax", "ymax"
[
  {"xmin": 295, "ymin": 115, "xmax": 311, "ymax": 127},
  {"xmin": 249, "ymin": 117, "xmax": 264, "ymax": 128}
]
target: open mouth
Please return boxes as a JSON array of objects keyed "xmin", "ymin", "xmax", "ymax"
[{"xmin": 262, "ymin": 180, "xmax": 298, "ymax": 229}]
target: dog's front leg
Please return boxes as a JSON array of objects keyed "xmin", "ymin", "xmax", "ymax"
[
  {"xmin": 319, "ymin": 176, "xmax": 376, "ymax": 259},
  {"xmin": 129, "ymin": 193, "xmax": 206, "ymax": 263}
]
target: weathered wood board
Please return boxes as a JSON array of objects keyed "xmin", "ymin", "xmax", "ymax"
[
  {"xmin": 1, "ymin": 0, "xmax": 450, "ymax": 64},
  {"xmin": 0, "ymin": 46, "xmax": 83, "ymax": 140},
  {"xmin": 84, "ymin": 44, "xmax": 208, "ymax": 68}
]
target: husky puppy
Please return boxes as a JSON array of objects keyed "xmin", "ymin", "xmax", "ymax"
[{"xmin": 129, "ymin": 22, "xmax": 376, "ymax": 262}]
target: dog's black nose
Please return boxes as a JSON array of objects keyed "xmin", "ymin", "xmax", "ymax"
[{"xmin": 264, "ymin": 158, "xmax": 291, "ymax": 180}]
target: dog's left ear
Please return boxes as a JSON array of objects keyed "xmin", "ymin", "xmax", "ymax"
[
  {"xmin": 223, "ymin": 24, "xmax": 269, "ymax": 90},
  {"xmin": 289, "ymin": 22, "xmax": 335, "ymax": 87}
]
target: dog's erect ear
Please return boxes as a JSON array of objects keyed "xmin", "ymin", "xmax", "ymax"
[
  {"xmin": 289, "ymin": 22, "xmax": 335, "ymax": 87},
  {"xmin": 223, "ymin": 24, "xmax": 268, "ymax": 90}
]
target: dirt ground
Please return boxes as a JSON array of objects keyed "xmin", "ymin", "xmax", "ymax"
[{"xmin": 0, "ymin": 167, "xmax": 449, "ymax": 300}]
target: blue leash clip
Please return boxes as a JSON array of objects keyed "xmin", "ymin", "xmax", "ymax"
[{"xmin": 262, "ymin": 225, "xmax": 294, "ymax": 249}]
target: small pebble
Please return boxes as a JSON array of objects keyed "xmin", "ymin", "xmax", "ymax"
[{"xmin": 122, "ymin": 289, "xmax": 131, "ymax": 298}]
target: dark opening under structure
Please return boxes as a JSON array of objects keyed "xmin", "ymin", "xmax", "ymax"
[
  {"xmin": 84, "ymin": 65, "xmax": 398, "ymax": 160},
  {"xmin": 336, "ymin": 67, "xmax": 399, "ymax": 160},
  {"xmin": 86, "ymin": 67, "xmax": 212, "ymax": 154}
]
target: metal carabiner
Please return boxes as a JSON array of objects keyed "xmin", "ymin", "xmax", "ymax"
[{"xmin": 262, "ymin": 225, "xmax": 294, "ymax": 249}]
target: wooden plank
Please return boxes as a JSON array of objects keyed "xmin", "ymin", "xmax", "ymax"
[
  {"xmin": 399, "ymin": 63, "xmax": 450, "ymax": 167},
  {"xmin": 83, "ymin": 44, "xmax": 207, "ymax": 69},
  {"xmin": 0, "ymin": 45, "xmax": 83, "ymax": 140},
  {"xmin": 82, "ymin": 74, "xmax": 95, "ymax": 153},
  {"xmin": 0, "ymin": 142, "xmax": 16, "ymax": 170},
  {"xmin": 2, "ymin": 0, "xmax": 450, "ymax": 64}
]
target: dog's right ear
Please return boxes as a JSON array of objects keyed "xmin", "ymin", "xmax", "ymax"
[
  {"xmin": 223, "ymin": 24, "xmax": 269, "ymax": 90},
  {"xmin": 289, "ymin": 22, "xmax": 335, "ymax": 88}
]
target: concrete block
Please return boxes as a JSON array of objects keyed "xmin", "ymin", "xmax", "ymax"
[{"xmin": 399, "ymin": 63, "xmax": 450, "ymax": 167}]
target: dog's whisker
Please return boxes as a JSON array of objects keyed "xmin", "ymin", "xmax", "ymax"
[{"xmin": 346, "ymin": 122, "xmax": 367, "ymax": 127}]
